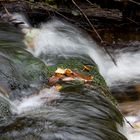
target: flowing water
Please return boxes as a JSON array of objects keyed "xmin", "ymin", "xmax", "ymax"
[{"xmin": 0, "ymin": 14, "xmax": 140, "ymax": 140}]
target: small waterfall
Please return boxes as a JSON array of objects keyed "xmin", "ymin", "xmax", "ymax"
[
  {"xmin": 1, "ymin": 13, "xmax": 140, "ymax": 140},
  {"xmin": 20, "ymin": 18, "xmax": 140, "ymax": 88},
  {"xmin": 8, "ymin": 14, "xmax": 140, "ymax": 88}
]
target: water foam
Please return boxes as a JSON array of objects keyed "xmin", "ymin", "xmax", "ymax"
[{"xmin": 105, "ymin": 46, "xmax": 140, "ymax": 86}]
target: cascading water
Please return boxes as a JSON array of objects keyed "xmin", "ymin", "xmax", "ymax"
[
  {"xmin": 23, "ymin": 15, "xmax": 140, "ymax": 140},
  {"xmin": 20, "ymin": 17, "xmax": 140, "ymax": 88},
  {"xmin": 0, "ymin": 13, "xmax": 140, "ymax": 140},
  {"xmin": 8, "ymin": 14, "xmax": 140, "ymax": 88}
]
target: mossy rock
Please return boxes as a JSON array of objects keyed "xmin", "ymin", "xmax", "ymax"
[
  {"xmin": 0, "ymin": 95, "xmax": 12, "ymax": 118},
  {"xmin": 0, "ymin": 46, "xmax": 48, "ymax": 100},
  {"xmin": 46, "ymin": 55, "xmax": 117, "ymax": 105}
]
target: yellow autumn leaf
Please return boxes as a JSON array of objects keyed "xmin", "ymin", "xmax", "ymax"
[
  {"xmin": 55, "ymin": 84, "xmax": 62, "ymax": 91},
  {"xmin": 55, "ymin": 68, "xmax": 66, "ymax": 74},
  {"xmin": 55, "ymin": 68, "xmax": 73, "ymax": 76},
  {"xmin": 65, "ymin": 69, "xmax": 73, "ymax": 76}
]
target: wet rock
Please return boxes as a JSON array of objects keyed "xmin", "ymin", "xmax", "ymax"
[
  {"xmin": 46, "ymin": 55, "xmax": 118, "ymax": 106},
  {"xmin": 0, "ymin": 45, "xmax": 49, "ymax": 119},
  {"xmin": 0, "ymin": 94, "xmax": 12, "ymax": 118},
  {"xmin": 0, "ymin": 46, "xmax": 48, "ymax": 100}
]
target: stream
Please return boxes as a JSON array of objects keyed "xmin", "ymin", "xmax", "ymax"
[{"xmin": 0, "ymin": 14, "xmax": 140, "ymax": 140}]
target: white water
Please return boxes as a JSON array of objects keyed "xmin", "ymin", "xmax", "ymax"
[
  {"xmin": 12, "ymin": 87, "xmax": 60, "ymax": 114},
  {"xmin": 124, "ymin": 116, "xmax": 140, "ymax": 140}
]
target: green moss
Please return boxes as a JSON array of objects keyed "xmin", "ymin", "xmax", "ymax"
[
  {"xmin": 46, "ymin": 56, "xmax": 117, "ymax": 105},
  {"xmin": 0, "ymin": 46, "xmax": 49, "ymax": 95}
]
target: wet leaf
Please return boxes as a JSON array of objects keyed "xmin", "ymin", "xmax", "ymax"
[
  {"xmin": 55, "ymin": 84, "xmax": 62, "ymax": 91},
  {"xmin": 55, "ymin": 68, "xmax": 66, "ymax": 74},
  {"xmin": 73, "ymin": 72, "xmax": 93, "ymax": 81},
  {"xmin": 50, "ymin": 67, "xmax": 93, "ymax": 84},
  {"xmin": 49, "ymin": 75, "xmax": 63, "ymax": 85},
  {"xmin": 65, "ymin": 69, "xmax": 73, "ymax": 76}
]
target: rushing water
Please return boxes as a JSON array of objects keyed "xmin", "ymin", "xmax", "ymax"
[{"xmin": 0, "ymin": 14, "xmax": 140, "ymax": 140}]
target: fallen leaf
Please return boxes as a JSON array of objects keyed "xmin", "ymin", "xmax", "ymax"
[
  {"xmin": 55, "ymin": 68, "xmax": 66, "ymax": 74},
  {"xmin": 49, "ymin": 75, "xmax": 63, "ymax": 85},
  {"xmin": 55, "ymin": 84, "xmax": 62, "ymax": 91},
  {"xmin": 65, "ymin": 69, "xmax": 73, "ymax": 76},
  {"xmin": 73, "ymin": 72, "xmax": 93, "ymax": 81},
  {"xmin": 50, "ymin": 67, "xmax": 93, "ymax": 84}
]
